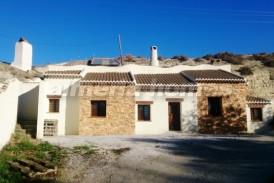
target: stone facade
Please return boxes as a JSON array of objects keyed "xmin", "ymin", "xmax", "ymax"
[
  {"xmin": 197, "ymin": 83, "xmax": 248, "ymax": 134},
  {"xmin": 79, "ymin": 85, "xmax": 135, "ymax": 135},
  {"xmin": 245, "ymin": 70, "xmax": 274, "ymax": 112}
]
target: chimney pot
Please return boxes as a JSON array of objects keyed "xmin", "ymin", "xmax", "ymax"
[{"xmin": 151, "ymin": 46, "xmax": 159, "ymax": 67}]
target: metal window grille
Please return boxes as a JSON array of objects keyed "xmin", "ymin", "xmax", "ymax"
[{"xmin": 43, "ymin": 120, "xmax": 58, "ymax": 136}]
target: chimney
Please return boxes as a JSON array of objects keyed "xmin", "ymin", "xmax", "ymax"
[
  {"xmin": 150, "ymin": 46, "xmax": 159, "ymax": 66},
  {"xmin": 11, "ymin": 37, "xmax": 32, "ymax": 71}
]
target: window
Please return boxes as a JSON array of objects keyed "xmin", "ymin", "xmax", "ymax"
[
  {"xmin": 91, "ymin": 100, "xmax": 106, "ymax": 117},
  {"xmin": 138, "ymin": 105, "xmax": 151, "ymax": 121},
  {"xmin": 251, "ymin": 108, "xmax": 263, "ymax": 122},
  {"xmin": 208, "ymin": 97, "xmax": 222, "ymax": 116},
  {"xmin": 49, "ymin": 99, "xmax": 60, "ymax": 113},
  {"xmin": 44, "ymin": 120, "xmax": 57, "ymax": 136}
]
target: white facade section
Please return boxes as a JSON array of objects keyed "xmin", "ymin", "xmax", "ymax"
[
  {"xmin": 48, "ymin": 64, "xmax": 232, "ymax": 75},
  {"xmin": 18, "ymin": 82, "xmax": 40, "ymax": 121},
  {"xmin": 246, "ymin": 104, "xmax": 273, "ymax": 133},
  {"xmin": 151, "ymin": 46, "xmax": 159, "ymax": 66},
  {"xmin": 0, "ymin": 79, "xmax": 19, "ymax": 149},
  {"xmin": 12, "ymin": 39, "xmax": 32, "ymax": 71},
  {"xmin": 135, "ymin": 92, "xmax": 198, "ymax": 135},
  {"xmin": 36, "ymin": 79, "xmax": 80, "ymax": 139}
]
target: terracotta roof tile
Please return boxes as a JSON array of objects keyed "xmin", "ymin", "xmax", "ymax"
[
  {"xmin": 182, "ymin": 70, "xmax": 245, "ymax": 83},
  {"xmin": 246, "ymin": 96, "xmax": 271, "ymax": 104},
  {"xmin": 134, "ymin": 73, "xmax": 197, "ymax": 92},
  {"xmin": 45, "ymin": 70, "xmax": 82, "ymax": 79},
  {"xmin": 81, "ymin": 72, "xmax": 134, "ymax": 85}
]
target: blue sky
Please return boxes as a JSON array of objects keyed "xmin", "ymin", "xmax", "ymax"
[{"xmin": 0, "ymin": 0, "xmax": 274, "ymax": 65}]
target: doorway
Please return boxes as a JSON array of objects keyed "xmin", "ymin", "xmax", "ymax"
[{"xmin": 168, "ymin": 102, "xmax": 181, "ymax": 131}]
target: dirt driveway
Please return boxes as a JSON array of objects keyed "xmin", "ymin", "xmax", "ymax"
[{"xmin": 44, "ymin": 134, "xmax": 274, "ymax": 183}]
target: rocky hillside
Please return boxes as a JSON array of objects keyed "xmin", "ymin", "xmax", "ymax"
[
  {"xmin": 120, "ymin": 52, "xmax": 274, "ymax": 108},
  {"xmin": 1, "ymin": 52, "xmax": 274, "ymax": 105},
  {"xmin": 0, "ymin": 62, "xmax": 42, "ymax": 82}
]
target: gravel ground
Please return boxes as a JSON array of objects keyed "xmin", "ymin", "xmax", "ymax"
[{"xmin": 44, "ymin": 133, "xmax": 274, "ymax": 183}]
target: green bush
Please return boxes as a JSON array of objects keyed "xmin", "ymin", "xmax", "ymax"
[
  {"xmin": 0, "ymin": 162, "xmax": 23, "ymax": 183},
  {"xmin": 194, "ymin": 58, "xmax": 203, "ymax": 62},
  {"xmin": 158, "ymin": 56, "xmax": 165, "ymax": 61},
  {"xmin": 237, "ymin": 66, "xmax": 253, "ymax": 75},
  {"xmin": 213, "ymin": 52, "xmax": 243, "ymax": 65},
  {"xmin": 171, "ymin": 55, "xmax": 188, "ymax": 62},
  {"xmin": 250, "ymin": 53, "xmax": 274, "ymax": 67},
  {"xmin": 202, "ymin": 54, "xmax": 214, "ymax": 60}
]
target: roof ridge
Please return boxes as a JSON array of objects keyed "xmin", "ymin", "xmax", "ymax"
[{"xmin": 180, "ymin": 71, "xmax": 196, "ymax": 83}]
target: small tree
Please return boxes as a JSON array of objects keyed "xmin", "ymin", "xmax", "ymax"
[
  {"xmin": 158, "ymin": 56, "xmax": 165, "ymax": 61},
  {"xmin": 202, "ymin": 54, "xmax": 213, "ymax": 60},
  {"xmin": 171, "ymin": 55, "xmax": 188, "ymax": 62},
  {"xmin": 194, "ymin": 58, "xmax": 203, "ymax": 62},
  {"xmin": 237, "ymin": 66, "xmax": 253, "ymax": 75}
]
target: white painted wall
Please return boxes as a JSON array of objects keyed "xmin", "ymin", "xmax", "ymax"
[
  {"xmin": 36, "ymin": 79, "xmax": 80, "ymax": 138},
  {"xmin": 135, "ymin": 91, "xmax": 198, "ymax": 135},
  {"xmin": 12, "ymin": 39, "xmax": 32, "ymax": 71},
  {"xmin": 17, "ymin": 82, "xmax": 40, "ymax": 121},
  {"xmin": 246, "ymin": 104, "xmax": 273, "ymax": 133},
  {"xmin": 47, "ymin": 64, "xmax": 232, "ymax": 76},
  {"xmin": 0, "ymin": 79, "xmax": 19, "ymax": 149}
]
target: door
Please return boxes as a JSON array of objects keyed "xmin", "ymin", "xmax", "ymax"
[{"xmin": 168, "ymin": 102, "xmax": 181, "ymax": 131}]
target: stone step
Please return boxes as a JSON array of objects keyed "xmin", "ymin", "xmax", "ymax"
[
  {"xmin": 20, "ymin": 124, "xmax": 36, "ymax": 130},
  {"xmin": 16, "ymin": 123, "xmax": 36, "ymax": 138},
  {"xmin": 18, "ymin": 121, "xmax": 37, "ymax": 125}
]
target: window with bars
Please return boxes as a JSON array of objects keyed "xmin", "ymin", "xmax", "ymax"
[
  {"xmin": 251, "ymin": 108, "xmax": 263, "ymax": 122},
  {"xmin": 43, "ymin": 120, "xmax": 57, "ymax": 136},
  {"xmin": 91, "ymin": 100, "xmax": 106, "ymax": 117},
  {"xmin": 138, "ymin": 105, "xmax": 151, "ymax": 121},
  {"xmin": 49, "ymin": 99, "xmax": 60, "ymax": 113}
]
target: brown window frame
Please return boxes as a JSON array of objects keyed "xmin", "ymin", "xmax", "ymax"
[
  {"xmin": 138, "ymin": 104, "xmax": 151, "ymax": 121},
  {"xmin": 48, "ymin": 98, "xmax": 60, "ymax": 113},
  {"xmin": 250, "ymin": 107, "xmax": 263, "ymax": 122},
  {"xmin": 91, "ymin": 100, "xmax": 107, "ymax": 117},
  {"xmin": 208, "ymin": 97, "xmax": 222, "ymax": 117}
]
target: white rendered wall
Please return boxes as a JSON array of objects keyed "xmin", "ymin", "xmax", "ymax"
[
  {"xmin": 135, "ymin": 92, "xmax": 198, "ymax": 135},
  {"xmin": 17, "ymin": 82, "xmax": 40, "ymax": 121},
  {"xmin": 12, "ymin": 41, "xmax": 32, "ymax": 71},
  {"xmin": 36, "ymin": 79, "xmax": 80, "ymax": 138},
  {"xmin": 0, "ymin": 79, "xmax": 19, "ymax": 149},
  {"xmin": 246, "ymin": 104, "xmax": 273, "ymax": 133},
  {"xmin": 47, "ymin": 64, "xmax": 232, "ymax": 76}
]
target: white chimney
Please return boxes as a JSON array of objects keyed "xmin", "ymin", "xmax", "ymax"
[
  {"xmin": 151, "ymin": 46, "xmax": 159, "ymax": 66},
  {"xmin": 12, "ymin": 37, "xmax": 32, "ymax": 71}
]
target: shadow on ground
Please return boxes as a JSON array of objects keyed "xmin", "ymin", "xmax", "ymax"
[{"xmin": 128, "ymin": 137, "xmax": 274, "ymax": 183}]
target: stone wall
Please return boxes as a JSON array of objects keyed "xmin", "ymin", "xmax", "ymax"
[
  {"xmin": 245, "ymin": 69, "xmax": 274, "ymax": 111},
  {"xmin": 197, "ymin": 83, "xmax": 248, "ymax": 134},
  {"xmin": 79, "ymin": 85, "xmax": 135, "ymax": 135}
]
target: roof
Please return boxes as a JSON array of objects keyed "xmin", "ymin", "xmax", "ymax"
[
  {"xmin": 182, "ymin": 69, "xmax": 245, "ymax": 83},
  {"xmin": 134, "ymin": 73, "xmax": 197, "ymax": 92},
  {"xmin": 44, "ymin": 70, "xmax": 82, "ymax": 79},
  {"xmin": 81, "ymin": 72, "xmax": 134, "ymax": 85},
  {"xmin": 88, "ymin": 58, "xmax": 120, "ymax": 66},
  {"xmin": 246, "ymin": 96, "xmax": 271, "ymax": 104}
]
